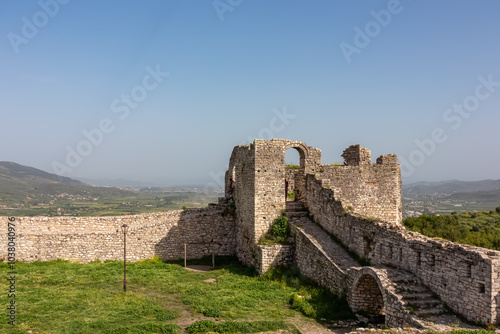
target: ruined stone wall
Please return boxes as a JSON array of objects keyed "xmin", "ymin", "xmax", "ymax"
[
  {"xmin": 346, "ymin": 267, "xmax": 417, "ymax": 328},
  {"xmin": 225, "ymin": 139, "xmax": 321, "ymax": 267},
  {"xmin": 320, "ymin": 145, "xmax": 402, "ymax": 224},
  {"xmin": 225, "ymin": 143, "xmax": 256, "ymax": 266},
  {"xmin": 293, "ymin": 226, "xmax": 347, "ymax": 295},
  {"xmin": 1, "ymin": 207, "xmax": 236, "ymax": 263},
  {"xmin": 254, "ymin": 139, "xmax": 287, "ymax": 247},
  {"xmin": 304, "ymin": 173, "xmax": 500, "ymax": 324},
  {"xmin": 253, "ymin": 139, "xmax": 321, "ymax": 246},
  {"xmin": 285, "ymin": 168, "xmax": 298, "ymax": 194},
  {"xmin": 255, "ymin": 244, "xmax": 294, "ymax": 275}
]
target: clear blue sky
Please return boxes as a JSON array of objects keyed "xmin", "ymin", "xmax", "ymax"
[{"xmin": 1, "ymin": 0, "xmax": 499, "ymax": 187}]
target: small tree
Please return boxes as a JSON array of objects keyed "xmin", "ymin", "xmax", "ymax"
[{"xmin": 496, "ymin": 206, "xmax": 500, "ymax": 214}]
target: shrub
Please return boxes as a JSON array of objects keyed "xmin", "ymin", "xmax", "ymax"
[
  {"xmin": 271, "ymin": 216, "xmax": 289, "ymax": 243},
  {"xmin": 290, "ymin": 293, "xmax": 316, "ymax": 318},
  {"xmin": 202, "ymin": 306, "xmax": 222, "ymax": 318},
  {"xmin": 186, "ymin": 320, "xmax": 215, "ymax": 333},
  {"xmin": 138, "ymin": 255, "xmax": 163, "ymax": 264}
]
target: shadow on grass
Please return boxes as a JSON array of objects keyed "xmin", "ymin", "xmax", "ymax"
[
  {"xmin": 165, "ymin": 256, "xmax": 355, "ymax": 323},
  {"xmin": 165, "ymin": 255, "xmax": 257, "ymax": 277},
  {"xmin": 259, "ymin": 265, "xmax": 356, "ymax": 322}
]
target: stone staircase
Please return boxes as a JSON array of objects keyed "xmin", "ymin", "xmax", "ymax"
[
  {"xmin": 285, "ymin": 201, "xmax": 309, "ymax": 219},
  {"xmin": 285, "ymin": 201, "xmax": 447, "ymax": 328},
  {"xmin": 394, "ymin": 279, "xmax": 445, "ymax": 318},
  {"xmin": 384, "ymin": 268, "xmax": 446, "ymax": 325},
  {"xmin": 287, "ymin": 202, "xmax": 359, "ymax": 271}
]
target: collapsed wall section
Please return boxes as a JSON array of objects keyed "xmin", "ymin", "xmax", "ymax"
[
  {"xmin": 1, "ymin": 207, "xmax": 236, "ymax": 263},
  {"xmin": 304, "ymin": 173, "xmax": 500, "ymax": 325}
]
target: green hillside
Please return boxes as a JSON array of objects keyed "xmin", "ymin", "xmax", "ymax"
[
  {"xmin": 448, "ymin": 189, "xmax": 500, "ymax": 202},
  {"xmin": 403, "ymin": 207, "xmax": 500, "ymax": 251},
  {"xmin": 0, "ymin": 161, "xmax": 135, "ymax": 204},
  {"xmin": 0, "ymin": 162, "xmax": 217, "ymax": 216}
]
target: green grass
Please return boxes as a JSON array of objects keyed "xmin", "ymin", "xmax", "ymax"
[
  {"xmin": 285, "ymin": 164, "xmax": 300, "ymax": 170},
  {"xmin": 259, "ymin": 216, "xmax": 290, "ymax": 245},
  {"xmin": 0, "ymin": 257, "xmax": 353, "ymax": 333},
  {"xmin": 185, "ymin": 320, "xmax": 289, "ymax": 333},
  {"xmin": 260, "ymin": 266, "xmax": 355, "ymax": 322}
]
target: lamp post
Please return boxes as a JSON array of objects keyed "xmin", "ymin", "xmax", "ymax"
[{"xmin": 121, "ymin": 223, "xmax": 129, "ymax": 292}]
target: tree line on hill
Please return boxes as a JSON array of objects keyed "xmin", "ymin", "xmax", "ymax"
[{"xmin": 403, "ymin": 206, "xmax": 500, "ymax": 251}]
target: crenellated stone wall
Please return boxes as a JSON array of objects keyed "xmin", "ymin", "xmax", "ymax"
[
  {"xmin": 226, "ymin": 139, "xmax": 499, "ymax": 326},
  {"xmin": 303, "ymin": 171, "xmax": 500, "ymax": 325},
  {"xmin": 3, "ymin": 138, "xmax": 499, "ymax": 327},
  {"xmin": 320, "ymin": 145, "xmax": 402, "ymax": 224}
]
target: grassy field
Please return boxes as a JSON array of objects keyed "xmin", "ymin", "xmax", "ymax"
[{"xmin": 0, "ymin": 257, "xmax": 354, "ymax": 334}]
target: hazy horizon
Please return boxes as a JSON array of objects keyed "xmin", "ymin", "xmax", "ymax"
[
  {"xmin": 4, "ymin": 158, "xmax": 499, "ymax": 189},
  {"xmin": 2, "ymin": 1, "xmax": 499, "ymax": 188}
]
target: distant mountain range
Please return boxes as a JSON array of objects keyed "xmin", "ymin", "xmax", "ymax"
[
  {"xmin": 1, "ymin": 160, "xmax": 499, "ymax": 211},
  {"xmin": 0, "ymin": 161, "xmax": 82, "ymax": 185},
  {"xmin": 403, "ymin": 179, "xmax": 500, "ymax": 197},
  {"xmin": 74, "ymin": 177, "xmax": 157, "ymax": 188},
  {"xmin": 402, "ymin": 179, "xmax": 500, "ymax": 214},
  {"xmin": 0, "ymin": 161, "xmax": 134, "ymax": 205}
]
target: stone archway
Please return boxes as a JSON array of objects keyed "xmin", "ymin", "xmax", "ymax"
[
  {"xmin": 283, "ymin": 142, "xmax": 310, "ymax": 170},
  {"xmin": 350, "ymin": 272, "xmax": 386, "ymax": 316},
  {"xmin": 284, "ymin": 146, "xmax": 307, "ymax": 201}
]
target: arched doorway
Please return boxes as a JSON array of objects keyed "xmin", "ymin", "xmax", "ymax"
[
  {"xmin": 284, "ymin": 147, "xmax": 306, "ymax": 202},
  {"xmin": 351, "ymin": 274, "xmax": 385, "ymax": 317}
]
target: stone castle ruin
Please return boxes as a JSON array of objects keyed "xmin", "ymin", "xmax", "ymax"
[{"xmin": 3, "ymin": 139, "xmax": 500, "ymax": 328}]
